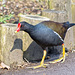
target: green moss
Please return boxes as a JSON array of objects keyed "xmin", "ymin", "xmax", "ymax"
[{"xmin": 0, "ymin": 14, "xmax": 14, "ymax": 23}]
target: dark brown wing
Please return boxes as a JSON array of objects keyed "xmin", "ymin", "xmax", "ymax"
[{"xmin": 41, "ymin": 21, "xmax": 67, "ymax": 39}]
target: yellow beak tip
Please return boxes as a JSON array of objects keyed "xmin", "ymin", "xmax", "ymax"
[{"xmin": 15, "ymin": 31, "xmax": 18, "ymax": 33}]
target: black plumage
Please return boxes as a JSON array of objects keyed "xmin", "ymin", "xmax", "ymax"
[
  {"xmin": 15, "ymin": 21, "xmax": 75, "ymax": 69},
  {"xmin": 19, "ymin": 21, "xmax": 63, "ymax": 49}
]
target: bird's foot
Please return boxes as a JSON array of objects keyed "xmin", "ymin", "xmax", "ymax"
[
  {"xmin": 49, "ymin": 52, "xmax": 68, "ymax": 64},
  {"xmin": 0, "ymin": 62, "xmax": 10, "ymax": 70},
  {"xmin": 49, "ymin": 57, "xmax": 64, "ymax": 64},
  {"xmin": 26, "ymin": 63, "xmax": 48, "ymax": 69}
]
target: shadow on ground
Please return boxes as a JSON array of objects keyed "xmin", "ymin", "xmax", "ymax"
[{"xmin": 10, "ymin": 39, "xmax": 68, "ymax": 63}]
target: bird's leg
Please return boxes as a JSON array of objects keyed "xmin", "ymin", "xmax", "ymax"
[
  {"xmin": 40, "ymin": 50, "xmax": 48, "ymax": 66},
  {"xmin": 49, "ymin": 44, "xmax": 65, "ymax": 63},
  {"xmin": 61, "ymin": 43, "xmax": 65, "ymax": 63},
  {"xmin": 27, "ymin": 50, "xmax": 48, "ymax": 69}
]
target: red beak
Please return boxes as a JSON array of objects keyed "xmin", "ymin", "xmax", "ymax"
[{"xmin": 15, "ymin": 23, "xmax": 21, "ymax": 33}]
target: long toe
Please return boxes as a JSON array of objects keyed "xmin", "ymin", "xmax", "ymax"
[
  {"xmin": 49, "ymin": 57, "xmax": 63, "ymax": 64},
  {"xmin": 61, "ymin": 56, "xmax": 65, "ymax": 63},
  {"xmin": 26, "ymin": 64, "xmax": 48, "ymax": 69}
]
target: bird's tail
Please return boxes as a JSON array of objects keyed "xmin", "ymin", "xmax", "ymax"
[
  {"xmin": 63, "ymin": 21, "xmax": 75, "ymax": 29},
  {"xmin": 69, "ymin": 23, "xmax": 75, "ymax": 27}
]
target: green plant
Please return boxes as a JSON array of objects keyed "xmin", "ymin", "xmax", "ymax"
[
  {"xmin": 2, "ymin": 4, "xmax": 6, "ymax": 7},
  {"xmin": 0, "ymin": 0, "xmax": 2, "ymax": 1},
  {"xmin": 0, "ymin": 14, "xmax": 14, "ymax": 23}
]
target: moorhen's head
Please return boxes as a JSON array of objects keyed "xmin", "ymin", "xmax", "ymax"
[{"xmin": 15, "ymin": 21, "xmax": 30, "ymax": 33}]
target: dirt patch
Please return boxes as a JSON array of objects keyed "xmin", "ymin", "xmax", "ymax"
[{"xmin": 0, "ymin": 52, "xmax": 75, "ymax": 75}]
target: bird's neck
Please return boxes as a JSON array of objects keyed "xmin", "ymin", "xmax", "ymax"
[{"xmin": 24, "ymin": 23, "xmax": 34, "ymax": 33}]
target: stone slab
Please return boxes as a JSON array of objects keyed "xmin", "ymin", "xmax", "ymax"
[{"xmin": 0, "ymin": 23, "xmax": 24, "ymax": 66}]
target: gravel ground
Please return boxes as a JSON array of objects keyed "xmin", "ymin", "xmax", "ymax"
[{"xmin": 0, "ymin": 52, "xmax": 75, "ymax": 75}]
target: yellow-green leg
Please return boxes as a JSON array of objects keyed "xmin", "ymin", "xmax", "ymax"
[
  {"xmin": 27, "ymin": 50, "xmax": 48, "ymax": 69},
  {"xmin": 49, "ymin": 44, "xmax": 65, "ymax": 63},
  {"xmin": 61, "ymin": 44, "xmax": 65, "ymax": 63}
]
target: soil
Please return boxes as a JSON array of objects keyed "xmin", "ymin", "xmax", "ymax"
[
  {"xmin": 0, "ymin": 0, "xmax": 48, "ymax": 23},
  {"xmin": 0, "ymin": 52, "xmax": 75, "ymax": 75}
]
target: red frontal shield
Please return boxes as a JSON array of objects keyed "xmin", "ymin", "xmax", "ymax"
[{"xmin": 16, "ymin": 23, "xmax": 21, "ymax": 32}]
